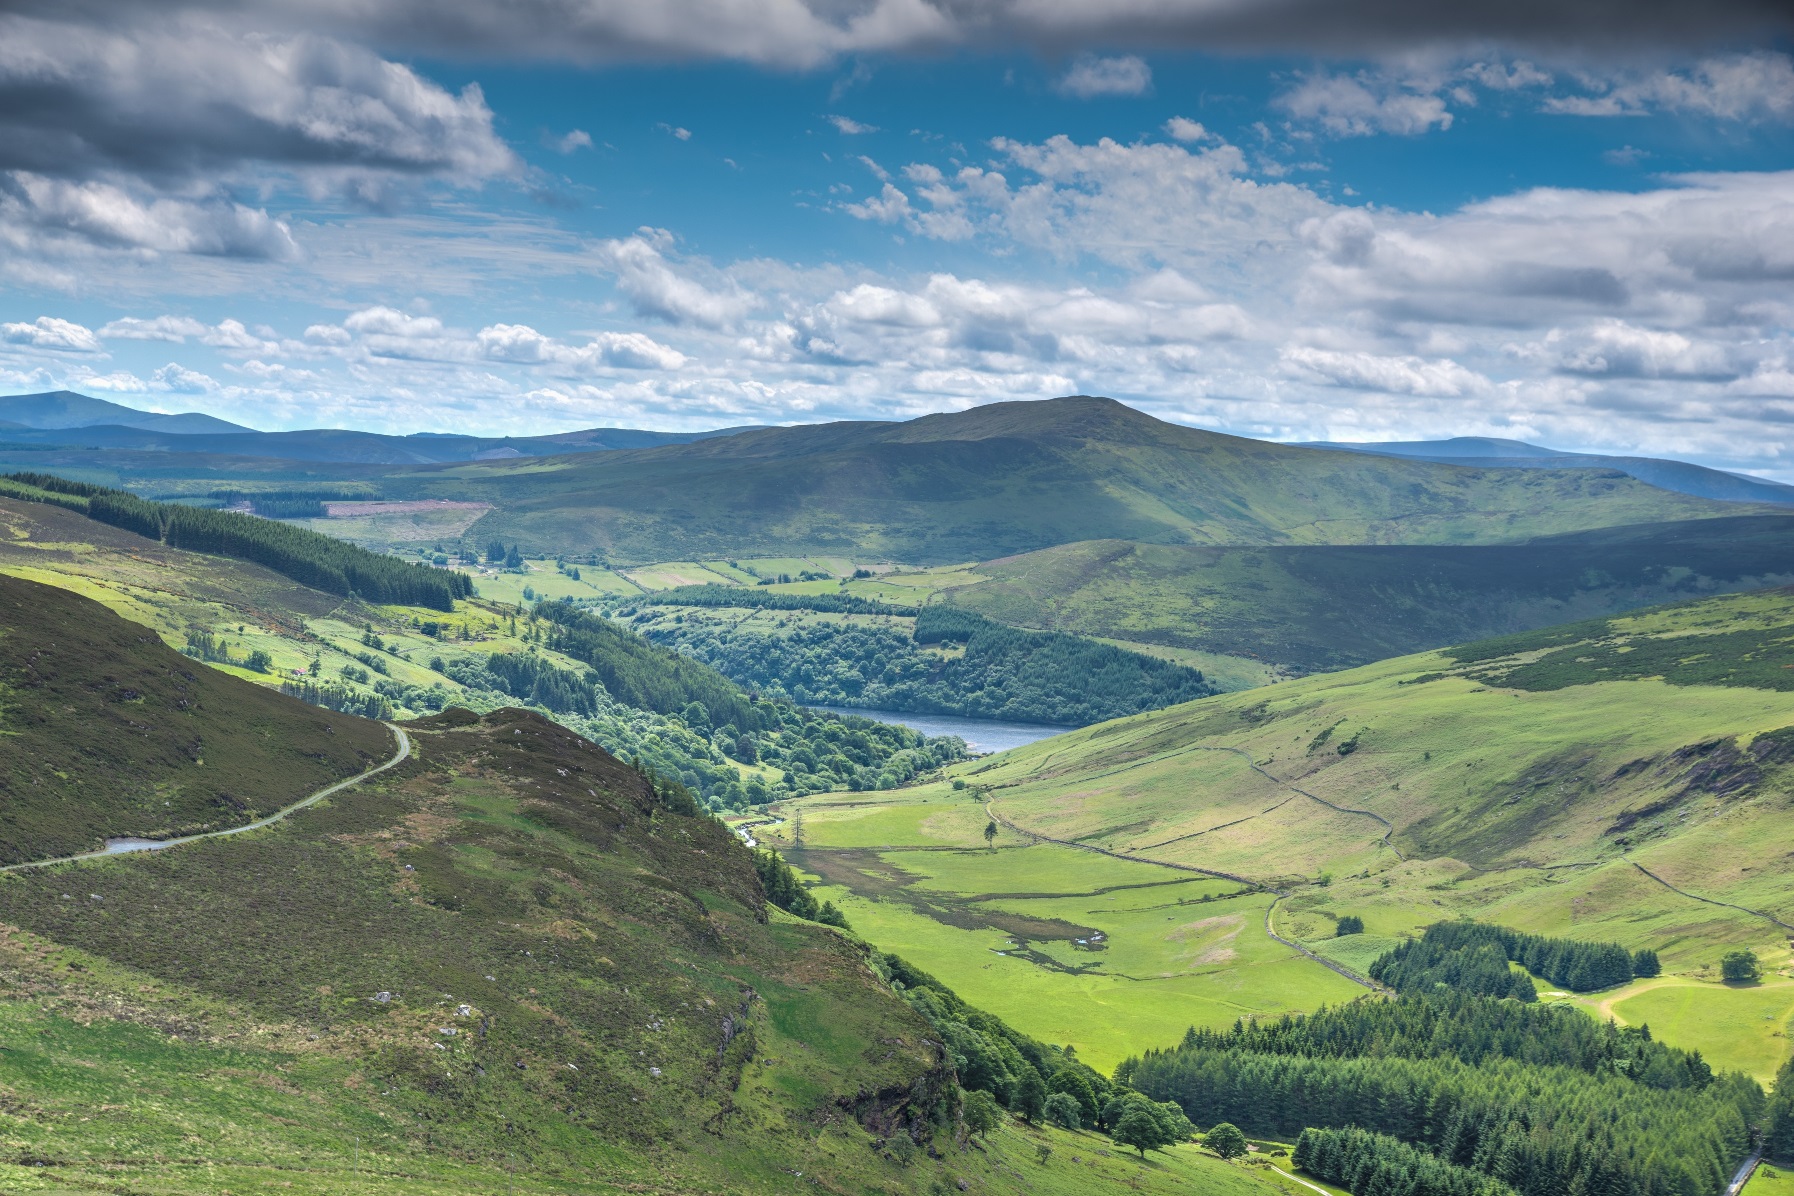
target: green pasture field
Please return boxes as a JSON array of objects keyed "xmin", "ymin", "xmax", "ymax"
[
  {"xmin": 1746, "ymin": 1165, "xmax": 1793, "ymax": 1196},
  {"xmin": 1579, "ymin": 977, "xmax": 1794, "ymax": 1083},
  {"xmin": 1090, "ymin": 637, "xmax": 1286, "ymax": 693},
  {"xmin": 618, "ymin": 560, "xmax": 742, "ymax": 590},
  {"xmin": 465, "ymin": 559, "xmax": 639, "ymax": 604},
  {"xmin": 287, "ymin": 503, "xmax": 490, "ymax": 549},
  {"xmin": 769, "ymin": 785, "xmax": 1364, "ymax": 1071},
  {"xmin": 840, "ymin": 563, "xmax": 986, "ymax": 606}
]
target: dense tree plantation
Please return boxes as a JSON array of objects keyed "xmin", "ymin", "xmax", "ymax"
[
  {"xmin": 3, "ymin": 472, "xmax": 471, "ymax": 609},
  {"xmin": 636, "ymin": 602, "xmax": 1215, "ymax": 726},
  {"xmin": 1293, "ymin": 1127, "xmax": 1517, "ymax": 1196},
  {"xmin": 1123, "ymin": 994, "xmax": 1761, "ymax": 1196},
  {"xmin": 1769, "ymin": 1056, "xmax": 1794, "ymax": 1162},
  {"xmin": 1371, "ymin": 921, "xmax": 1648, "ymax": 995}
]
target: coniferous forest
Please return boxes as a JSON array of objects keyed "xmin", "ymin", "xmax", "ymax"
[{"xmin": 1122, "ymin": 993, "xmax": 1758, "ymax": 1196}]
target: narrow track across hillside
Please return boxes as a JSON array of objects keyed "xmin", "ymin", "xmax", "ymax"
[{"xmin": 0, "ymin": 722, "xmax": 411, "ymax": 873}]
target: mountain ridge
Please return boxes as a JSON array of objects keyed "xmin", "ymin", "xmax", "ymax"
[{"xmin": 402, "ymin": 396, "xmax": 1768, "ymax": 563}]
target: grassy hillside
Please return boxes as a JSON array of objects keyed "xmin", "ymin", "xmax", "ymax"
[
  {"xmin": 764, "ymin": 586, "xmax": 1794, "ymax": 1079},
  {"xmin": 0, "ymin": 572, "xmax": 391, "ymax": 863},
  {"xmin": 944, "ymin": 516, "xmax": 1794, "ymax": 673},
  {"xmin": 0, "ymin": 605, "xmax": 1286, "ymax": 1196},
  {"xmin": 0, "ymin": 495, "xmax": 971, "ymax": 812},
  {"xmin": 392, "ymin": 397, "xmax": 1747, "ymax": 563}
]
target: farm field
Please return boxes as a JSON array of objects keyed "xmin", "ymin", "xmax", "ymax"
[
  {"xmin": 1747, "ymin": 1164, "xmax": 1793, "ymax": 1196},
  {"xmin": 1583, "ymin": 977, "xmax": 1794, "ymax": 1083},
  {"xmin": 761, "ymin": 788, "xmax": 1365, "ymax": 1070}
]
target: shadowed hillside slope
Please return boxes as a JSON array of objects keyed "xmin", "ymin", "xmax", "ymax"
[
  {"xmin": 0, "ymin": 572, "xmax": 391, "ymax": 863},
  {"xmin": 946, "ymin": 516, "xmax": 1794, "ymax": 673},
  {"xmin": 404, "ymin": 397, "xmax": 1750, "ymax": 563}
]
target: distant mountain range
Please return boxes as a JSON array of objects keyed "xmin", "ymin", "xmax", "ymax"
[
  {"xmin": 400, "ymin": 396, "xmax": 1763, "ymax": 562},
  {"xmin": 0, "ymin": 391, "xmax": 761, "ymax": 465},
  {"xmin": 1304, "ymin": 435, "xmax": 1794, "ymax": 507}
]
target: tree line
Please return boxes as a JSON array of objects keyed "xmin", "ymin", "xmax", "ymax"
[
  {"xmin": 1122, "ymin": 993, "xmax": 1761, "ymax": 1196},
  {"xmin": 4, "ymin": 473, "xmax": 470, "ymax": 610},
  {"xmin": 1295, "ymin": 1127, "xmax": 1517, "ymax": 1196},
  {"xmin": 1371, "ymin": 920, "xmax": 1657, "ymax": 996}
]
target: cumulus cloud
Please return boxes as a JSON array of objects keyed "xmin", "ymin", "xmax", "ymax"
[
  {"xmin": 1544, "ymin": 52, "xmax": 1794, "ymax": 121},
  {"xmin": 594, "ymin": 229, "xmax": 756, "ymax": 328},
  {"xmin": 100, "ymin": 315, "xmax": 209, "ymax": 341},
  {"xmin": 1056, "ymin": 55, "xmax": 1152, "ymax": 99},
  {"xmin": 1276, "ymin": 73, "xmax": 1454, "ymax": 136},
  {"xmin": 2, "ymin": 316, "xmax": 101, "ymax": 352},
  {"xmin": 0, "ymin": 15, "xmax": 513, "ymax": 262},
  {"xmin": 827, "ymin": 115, "xmax": 878, "ymax": 134},
  {"xmin": 551, "ymin": 129, "xmax": 593, "ymax": 153},
  {"xmin": 1283, "ymin": 345, "xmax": 1489, "ymax": 396}
]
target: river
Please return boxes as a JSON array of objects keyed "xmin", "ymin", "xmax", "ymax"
[{"xmin": 808, "ymin": 705, "xmax": 1068, "ymax": 754}]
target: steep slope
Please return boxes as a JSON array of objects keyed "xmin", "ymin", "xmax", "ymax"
[
  {"xmin": 945, "ymin": 516, "xmax": 1794, "ymax": 673},
  {"xmin": 0, "ymin": 588, "xmax": 1275, "ymax": 1196},
  {"xmin": 413, "ymin": 397, "xmax": 1755, "ymax": 563},
  {"xmin": 1310, "ymin": 435, "xmax": 1794, "ymax": 507},
  {"xmin": 0, "ymin": 572, "xmax": 391, "ymax": 863}
]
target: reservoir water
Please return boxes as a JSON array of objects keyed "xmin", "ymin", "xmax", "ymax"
[{"xmin": 809, "ymin": 705, "xmax": 1067, "ymax": 754}]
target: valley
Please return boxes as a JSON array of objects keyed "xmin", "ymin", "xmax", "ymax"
[{"xmin": 2, "ymin": 392, "xmax": 1792, "ymax": 1196}]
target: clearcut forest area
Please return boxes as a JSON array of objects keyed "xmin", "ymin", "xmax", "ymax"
[{"xmin": 2, "ymin": 394, "xmax": 1792, "ymax": 1196}]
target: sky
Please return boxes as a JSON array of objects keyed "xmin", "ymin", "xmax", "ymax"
[{"xmin": 1, "ymin": 2, "xmax": 1793, "ymax": 475}]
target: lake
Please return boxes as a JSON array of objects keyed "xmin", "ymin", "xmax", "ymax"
[{"xmin": 808, "ymin": 705, "xmax": 1068, "ymax": 754}]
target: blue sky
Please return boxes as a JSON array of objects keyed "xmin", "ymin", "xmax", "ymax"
[{"xmin": 1, "ymin": 3, "xmax": 1792, "ymax": 476}]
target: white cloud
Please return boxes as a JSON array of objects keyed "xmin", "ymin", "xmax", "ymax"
[
  {"xmin": 827, "ymin": 115, "xmax": 878, "ymax": 134},
  {"xmin": 1283, "ymin": 346, "xmax": 1489, "ymax": 396},
  {"xmin": 2, "ymin": 316, "xmax": 101, "ymax": 352},
  {"xmin": 151, "ymin": 362, "xmax": 218, "ymax": 393},
  {"xmin": 1056, "ymin": 56, "xmax": 1152, "ymax": 99},
  {"xmin": 0, "ymin": 175, "xmax": 299, "ymax": 260},
  {"xmin": 1162, "ymin": 117, "xmax": 1209, "ymax": 142},
  {"xmin": 1546, "ymin": 320, "xmax": 1735, "ymax": 379},
  {"xmin": 1545, "ymin": 52, "xmax": 1794, "ymax": 121},
  {"xmin": 594, "ymin": 229, "xmax": 755, "ymax": 328},
  {"xmin": 658, "ymin": 123, "xmax": 694, "ymax": 140},
  {"xmin": 100, "ymin": 315, "xmax": 210, "ymax": 342},
  {"xmin": 552, "ymin": 129, "xmax": 593, "ymax": 153},
  {"xmin": 1276, "ymin": 73, "xmax": 1454, "ymax": 136}
]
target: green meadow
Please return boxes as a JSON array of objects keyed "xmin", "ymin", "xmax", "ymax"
[{"xmin": 767, "ymin": 788, "xmax": 1364, "ymax": 1071}]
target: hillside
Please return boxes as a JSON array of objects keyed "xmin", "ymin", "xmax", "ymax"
[
  {"xmin": 0, "ymin": 572, "xmax": 391, "ymax": 863},
  {"xmin": 942, "ymin": 516, "xmax": 1794, "ymax": 673},
  {"xmin": 764, "ymin": 586, "xmax": 1794, "ymax": 1080},
  {"xmin": 0, "ymin": 588, "xmax": 1282, "ymax": 1195},
  {"xmin": 1309, "ymin": 435, "xmax": 1794, "ymax": 507},
  {"xmin": 392, "ymin": 397, "xmax": 1753, "ymax": 563},
  {"xmin": 0, "ymin": 389, "xmax": 255, "ymax": 434},
  {"xmin": 0, "ymin": 494, "xmax": 966, "ymax": 812}
]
